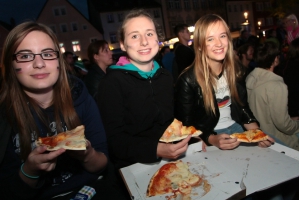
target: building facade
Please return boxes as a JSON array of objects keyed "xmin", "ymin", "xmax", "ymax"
[{"xmin": 37, "ymin": 0, "xmax": 103, "ymax": 60}]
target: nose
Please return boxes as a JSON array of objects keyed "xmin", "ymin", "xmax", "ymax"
[
  {"xmin": 140, "ymin": 35, "xmax": 148, "ymax": 46},
  {"xmin": 214, "ymin": 38, "xmax": 222, "ymax": 47},
  {"xmin": 33, "ymin": 54, "xmax": 46, "ymax": 69}
]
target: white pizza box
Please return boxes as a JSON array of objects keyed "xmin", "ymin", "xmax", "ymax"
[
  {"xmin": 120, "ymin": 142, "xmax": 245, "ymax": 200},
  {"xmin": 120, "ymin": 142, "xmax": 299, "ymax": 199}
]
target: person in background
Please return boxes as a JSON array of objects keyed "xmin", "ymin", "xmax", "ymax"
[
  {"xmin": 235, "ymin": 43, "xmax": 255, "ymax": 87},
  {"xmin": 284, "ymin": 13, "xmax": 299, "ymax": 45},
  {"xmin": 172, "ymin": 24, "xmax": 195, "ymax": 80},
  {"xmin": 234, "ymin": 29, "xmax": 249, "ymax": 49},
  {"xmin": 283, "ymin": 38, "xmax": 299, "ymax": 118},
  {"xmin": 175, "ymin": 14, "xmax": 273, "ymax": 151},
  {"xmin": 160, "ymin": 46, "xmax": 174, "ymax": 73},
  {"xmin": 97, "ymin": 9, "xmax": 191, "ymax": 170},
  {"xmin": 0, "ymin": 21, "xmax": 126, "ymax": 200},
  {"xmin": 246, "ymin": 41, "xmax": 299, "ymax": 151},
  {"xmin": 83, "ymin": 40, "xmax": 113, "ymax": 98}
]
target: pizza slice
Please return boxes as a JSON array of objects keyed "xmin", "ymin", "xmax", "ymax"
[
  {"xmin": 146, "ymin": 160, "xmax": 202, "ymax": 197},
  {"xmin": 35, "ymin": 125, "xmax": 86, "ymax": 151},
  {"xmin": 159, "ymin": 119, "xmax": 202, "ymax": 143},
  {"xmin": 230, "ymin": 129, "xmax": 268, "ymax": 143}
]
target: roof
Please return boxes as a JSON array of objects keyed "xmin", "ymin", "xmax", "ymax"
[{"xmin": 90, "ymin": 0, "xmax": 161, "ymax": 12}]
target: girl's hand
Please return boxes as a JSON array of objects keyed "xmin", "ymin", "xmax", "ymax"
[
  {"xmin": 208, "ymin": 134, "xmax": 240, "ymax": 150},
  {"xmin": 157, "ymin": 135, "xmax": 191, "ymax": 159},
  {"xmin": 23, "ymin": 146, "xmax": 65, "ymax": 177}
]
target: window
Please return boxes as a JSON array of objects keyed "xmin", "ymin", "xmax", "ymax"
[
  {"xmin": 54, "ymin": 8, "xmax": 60, "ymax": 16},
  {"xmin": 71, "ymin": 23, "xmax": 78, "ymax": 31},
  {"xmin": 266, "ymin": 17, "xmax": 273, "ymax": 26},
  {"xmin": 174, "ymin": 0, "xmax": 181, "ymax": 9},
  {"xmin": 230, "ymin": 23, "xmax": 234, "ymax": 29},
  {"xmin": 72, "ymin": 41, "xmax": 81, "ymax": 52},
  {"xmin": 118, "ymin": 13, "xmax": 124, "ymax": 22},
  {"xmin": 168, "ymin": 0, "xmax": 175, "ymax": 9},
  {"xmin": 59, "ymin": 43, "xmax": 65, "ymax": 53},
  {"xmin": 82, "ymin": 25, "xmax": 87, "ymax": 30},
  {"xmin": 153, "ymin": 10, "xmax": 160, "ymax": 18},
  {"xmin": 60, "ymin": 24, "xmax": 67, "ymax": 33},
  {"xmin": 240, "ymin": 5, "xmax": 243, "ymax": 12},
  {"xmin": 228, "ymin": 5, "xmax": 231, "ymax": 12},
  {"xmin": 264, "ymin": 2, "xmax": 272, "ymax": 9},
  {"xmin": 256, "ymin": 2, "xmax": 264, "ymax": 11},
  {"xmin": 107, "ymin": 14, "xmax": 114, "ymax": 23},
  {"xmin": 234, "ymin": 5, "xmax": 237, "ymax": 12},
  {"xmin": 49, "ymin": 25, "xmax": 56, "ymax": 33},
  {"xmin": 61, "ymin": 7, "xmax": 66, "ymax": 15},
  {"xmin": 192, "ymin": 0, "xmax": 199, "ymax": 9},
  {"xmin": 235, "ymin": 22, "xmax": 239, "ymax": 29},
  {"xmin": 90, "ymin": 38, "xmax": 98, "ymax": 43},
  {"xmin": 109, "ymin": 32, "xmax": 117, "ymax": 44},
  {"xmin": 184, "ymin": 0, "xmax": 190, "ymax": 9},
  {"xmin": 201, "ymin": 0, "xmax": 207, "ymax": 9},
  {"xmin": 246, "ymin": 4, "xmax": 249, "ymax": 10}
]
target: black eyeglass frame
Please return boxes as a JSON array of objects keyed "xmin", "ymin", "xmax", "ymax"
[{"xmin": 13, "ymin": 51, "xmax": 60, "ymax": 63}]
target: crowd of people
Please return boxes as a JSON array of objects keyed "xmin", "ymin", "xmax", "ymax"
[{"xmin": 0, "ymin": 9, "xmax": 298, "ymax": 200}]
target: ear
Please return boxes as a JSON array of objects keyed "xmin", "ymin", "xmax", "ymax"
[
  {"xmin": 120, "ymin": 42, "xmax": 126, "ymax": 52},
  {"xmin": 93, "ymin": 54, "xmax": 98, "ymax": 61}
]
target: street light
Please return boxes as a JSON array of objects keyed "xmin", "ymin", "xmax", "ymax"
[
  {"xmin": 244, "ymin": 12, "xmax": 248, "ymax": 23},
  {"xmin": 258, "ymin": 21, "xmax": 261, "ymax": 29}
]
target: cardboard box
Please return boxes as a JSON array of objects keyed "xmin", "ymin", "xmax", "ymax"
[{"xmin": 120, "ymin": 142, "xmax": 299, "ymax": 199}]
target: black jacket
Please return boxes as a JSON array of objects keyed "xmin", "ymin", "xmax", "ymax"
[
  {"xmin": 83, "ymin": 64, "xmax": 106, "ymax": 98},
  {"xmin": 174, "ymin": 66, "xmax": 257, "ymax": 145},
  {"xmin": 97, "ymin": 67, "xmax": 173, "ymax": 169}
]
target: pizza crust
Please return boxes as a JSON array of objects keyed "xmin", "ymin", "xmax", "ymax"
[
  {"xmin": 35, "ymin": 125, "xmax": 87, "ymax": 151},
  {"xmin": 159, "ymin": 119, "xmax": 202, "ymax": 143}
]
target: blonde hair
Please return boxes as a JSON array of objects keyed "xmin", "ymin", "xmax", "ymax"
[{"xmin": 193, "ymin": 14, "xmax": 241, "ymax": 115}]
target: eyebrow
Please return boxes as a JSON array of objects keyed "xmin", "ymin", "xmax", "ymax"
[
  {"xmin": 15, "ymin": 48, "xmax": 56, "ymax": 54},
  {"xmin": 127, "ymin": 29, "xmax": 156, "ymax": 36},
  {"xmin": 206, "ymin": 32, "xmax": 227, "ymax": 39}
]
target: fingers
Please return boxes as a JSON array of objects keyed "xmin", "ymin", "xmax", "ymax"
[
  {"xmin": 267, "ymin": 136, "xmax": 275, "ymax": 143},
  {"xmin": 174, "ymin": 135, "xmax": 191, "ymax": 148},
  {"xmin": 38, "ymin": 148, "xmax": 66, "ymax": 163}
]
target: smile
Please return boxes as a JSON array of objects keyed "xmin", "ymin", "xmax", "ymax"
[
  {"xmin": 31, "ymin": 73, "xmax": 49, "ymax": 79},
  {"xmin": 138, "ymin": 49, "xmax": 151, "ymax": 54},
  {"xmin": 213, "ymin": 49, "xmax": 224, "ymax": 53}
]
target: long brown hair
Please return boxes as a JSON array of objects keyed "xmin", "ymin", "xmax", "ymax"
[
  {"xmin": 193, "ymin": 14, "xmax": 241, "ymax": 115},
  {"xmin": 0, "ymin": 22, "xmax": 80, "ymax": 160}
]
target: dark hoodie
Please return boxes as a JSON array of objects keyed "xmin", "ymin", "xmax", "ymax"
[{"xmin": 0, "ymin": 76, "xmax": 108, "ymax": 200}]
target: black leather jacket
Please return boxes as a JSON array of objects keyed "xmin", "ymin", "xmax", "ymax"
[{"xmin": 174, "ymin": 66, "xmax": 257, "ymax": 145}]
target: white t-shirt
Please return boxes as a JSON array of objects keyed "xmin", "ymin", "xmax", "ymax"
[{"xmin": 214, "ymin": 72, "xmax": 235, "ymax": 130}]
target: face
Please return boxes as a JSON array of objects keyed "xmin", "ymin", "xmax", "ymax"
[
  {"xmin": 180, "ymin": 27, "xmax": 191, "ymax": 42},
  {"xmin": 246, "ymin": 46, "xmax": 254, "ymax": 60},
  {"xmin": 205, "ymin": 21, "xmax": 229, "ymax": 65},
  {"xmin": 94, "ymin": 44, "xmax": 113, "ymax": 68},
  {"xmin": 284, "ymin": 18, "xmax": 295, "ymax": 30},
  {"xmin": 120, "ymin": 16, "xmax": 159, "ymax": 68},
  {"xmin": 13, "ymin": 31, "xmax": 59, "ymax": 96},
  {"xmin": 65, "ymin": 54, "xmax": 74, "ymax": 65}
]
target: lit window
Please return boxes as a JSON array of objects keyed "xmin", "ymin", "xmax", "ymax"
[
  {"xmin": 72, "ymin": 41, "xmax": 81, "ymax": 52},
  {"xmin": 59, "ymin": 43, "xmax": 65, "ymax": 53}
]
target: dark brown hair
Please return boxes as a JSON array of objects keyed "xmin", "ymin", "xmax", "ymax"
[{"xmin": 87, "ymin": 40, "xmax": 108, "ymax": 64}]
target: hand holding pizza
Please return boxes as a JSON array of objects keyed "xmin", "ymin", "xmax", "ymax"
[
  {"xmin": 257, "ymin": 136, "xmax": 275, "ymax": 148},
  {"xmin": 66, "ymin": 140, "xmax": 92, "ymax": 162},
  {"xmin": 208, "ymin": 134, "xmax": 240, "ymax": 150},
  {"xmin": 20, "ymin": 145, "xmax": 65, "ymax": 185},
  {"xmin": 157, "ymin": 135, "xmax": 191, "ymax": 159}
]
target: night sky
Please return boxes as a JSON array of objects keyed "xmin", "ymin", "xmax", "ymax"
[{"xmin": 0, "ymin": 0, "xmax": 88, "ymax": 25}]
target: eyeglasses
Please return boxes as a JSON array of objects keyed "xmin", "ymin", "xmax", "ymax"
[{"xmin": 13, "ymin": 51, "xmax": 59, "ymax": 63}]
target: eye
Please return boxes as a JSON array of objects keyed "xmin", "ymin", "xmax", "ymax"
[
  {"xmin": 17, "ymin": 53, "xmax": 34, "ymax": 60},
  {"xmin": 132, "ymin": 35, "xmax": 138, "ymax": 39},
  {"xmin": 42, "ymin": 52, "xmax": 55, "ymax": 58},
  {"xmin": 207, "ymin": 38, "xmax": 213, "ymax": 42},
  {"xmin": 147, "ymin": 32, "xmax": 153, "ymax": 36},
  {"xmin": 220, "ymin": 34, "xmax": 227, "ymax": 38}
]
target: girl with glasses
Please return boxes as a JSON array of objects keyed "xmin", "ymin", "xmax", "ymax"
[{"xmin": 0, "ymin": 22, "xmax": 124, "ymax": 199}]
